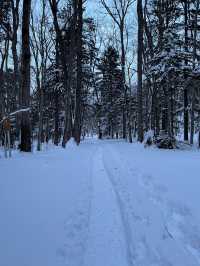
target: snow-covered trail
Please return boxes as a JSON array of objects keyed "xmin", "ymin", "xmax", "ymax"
[
  {"xmin": 1, "ymin": 139, "xmax": 200, "ymax": 266},
  {"xmin": 84, "ymin": 147, "xmax": 130, "ymax": 266}
]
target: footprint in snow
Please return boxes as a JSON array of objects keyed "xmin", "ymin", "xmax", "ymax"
[{"xmin": 164, "ymin": 202, "xmax": 200, "ymax": 263}]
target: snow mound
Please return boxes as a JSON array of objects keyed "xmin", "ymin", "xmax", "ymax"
[{"xmin": 66, "ymin": 138, "xmax": 78, "ymax": 148}]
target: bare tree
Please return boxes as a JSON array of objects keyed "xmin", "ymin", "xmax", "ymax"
[{"xmin": 31, "ymin": 0, "xmax": 52, "ymax": 150}]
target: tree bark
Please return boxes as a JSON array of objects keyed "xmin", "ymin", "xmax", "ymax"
[{"xmin": 20, "ymin": 0, "xmax": 31, "ymax": 152}]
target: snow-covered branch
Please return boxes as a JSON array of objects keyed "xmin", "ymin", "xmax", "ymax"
[{"xmin": 0, "ymin": 108, "xmax": 30, "ymax": 125}]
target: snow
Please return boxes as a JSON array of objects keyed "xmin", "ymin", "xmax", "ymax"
[{"xmin": 0, "ymin": 139, "xmax": 200, "ymax": 266}]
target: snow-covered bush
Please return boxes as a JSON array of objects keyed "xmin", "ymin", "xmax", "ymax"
[
  {"xmin": 144, "ymin": 130, "xmax": 154, "ymax": 147},
  {"xmin": 155, "ymin": 132, "xmax": 176, "ymax": 149}
]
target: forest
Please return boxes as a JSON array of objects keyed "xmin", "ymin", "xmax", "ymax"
[
  {"xmin": 1, "ymin": 0, "xmax": 200, "ymax": 153},
  {"xmin": 1, "ymin": 2, "xmax": 200, "ymax": 266}
]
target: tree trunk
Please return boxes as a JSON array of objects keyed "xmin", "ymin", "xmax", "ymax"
[
  {"xmin": 190, "ymin": 0, "xmax": 199, "ymax": 145},
  {"xmin": 49, "ymin": 0, "xmax": 71, "ymax": 146},
  {"xmin": 184, "ymin": 0, "xmax": 189, "ymax": 142},
  {"xmin": 20, "ymin": 0, "xmax": 31, "ymax": 152},
  {"xmin": 120, "ymin": 25, "xmax": 127, "ymax": 139},
  {"xmin": 137, "ymin": 0, "xmax": 144, "ymax": 142},
  {"xmin": 37, "ymin": 85, "xmax": 44, "ymax": 151},
  {"xmin": 190, "ymin": 98, "xmax": 194, "ymax": 145},
  {"xmin": 73, "ymin": 0, "xmax": 83, "ymax": 145},
  {"xmin": 54, "ymin": 90, "xmax": 60, "ymax": 146},
  {"xmin": 11, "ymin": 0, "xmax": 20, "ymax": 107}
]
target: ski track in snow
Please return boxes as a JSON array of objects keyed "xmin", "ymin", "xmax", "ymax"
[{"xmin": 83, "ymin": 146, "xmax": 131, "ymax": 266}]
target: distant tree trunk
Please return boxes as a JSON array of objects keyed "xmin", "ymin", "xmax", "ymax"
[
  {"xmin": 184, "ymin": 0, "xmax": 189, "ymax": 142},
  {"xmin": 11, "ymin": 0, "xmax": 20, "ymax": 110},
  {"xmin": 11, "ymin": 2, "xmax": 20, "ymax": 139},
  {"xmin": 52, "ymin": 36, "xmax": 60, "ymax": 146},
  {"xmin": 128, "ymin": 122, "xmax": 132, "ymax": 143},
  {"xmin": 54, "ymin": 90, "xmax": 60, "ymax": 146},
  {"xmin": 137, "ymin": 0, "xmax": 144, "ymax": 142},
  {"xmin": 0, "ymin": 36, "xmax": 9, "ymax": 119},
  {"xmin": 120, "ymin": 25, "xmax": 127, "ymax": 139},
  {"xmin": 20, "ymin": 0, "xmax": 31, "ymax": 152},
  {"xmin": 98, "ymin": 123, "xmax": 102, "ymax": 139},
  {"xmin": 62, "ymin": 104, "xmax": 72, "ymax": 147},
  {"xmin": 161, "ymin": 87, "xmax": 167, "ymax": 132},
  {"xmin": 37, "ymin": 82, "xmax": 44, "ymax": 151},
  {"xmin": 190, "ymin": 0, "xmax": 199, "ymax": 145},
  {"xmin": 190, "ymin": 100, "xmax": 194, "ymax": 144},
  {"xmin": 73, "ymin": 0, "xmax": 83, "ymax": 145},
  {"xmin": 167, "ymin": 77, "xmax": 172, "ymax": 137}
]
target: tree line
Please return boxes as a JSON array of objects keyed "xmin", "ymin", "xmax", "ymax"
[{"xmin": 0, "ymin": 0, "xmax": 200, "ymax": 152}]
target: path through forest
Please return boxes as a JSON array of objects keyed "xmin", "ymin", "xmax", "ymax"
[{"xmin": 1, "ymin": 139, "xmax": 200, "ymax": 266}]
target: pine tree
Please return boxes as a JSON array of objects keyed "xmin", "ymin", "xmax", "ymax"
[{"xmin": 97, "ymin": 46, "xmax": 123, "ymax": 138}]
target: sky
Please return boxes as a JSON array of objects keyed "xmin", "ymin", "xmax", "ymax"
[
  {"xmin": 85, "ymin": 0, "xmax": 137, "ymax": 82},
  {"xmin": 86, "ymin": 0, "xmax": 99, "ymax": 13}
]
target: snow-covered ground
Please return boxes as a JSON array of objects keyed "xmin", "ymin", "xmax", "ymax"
[{"xmin": 0, "ymin": 138, "xmax": 200, "ymax": 266}]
